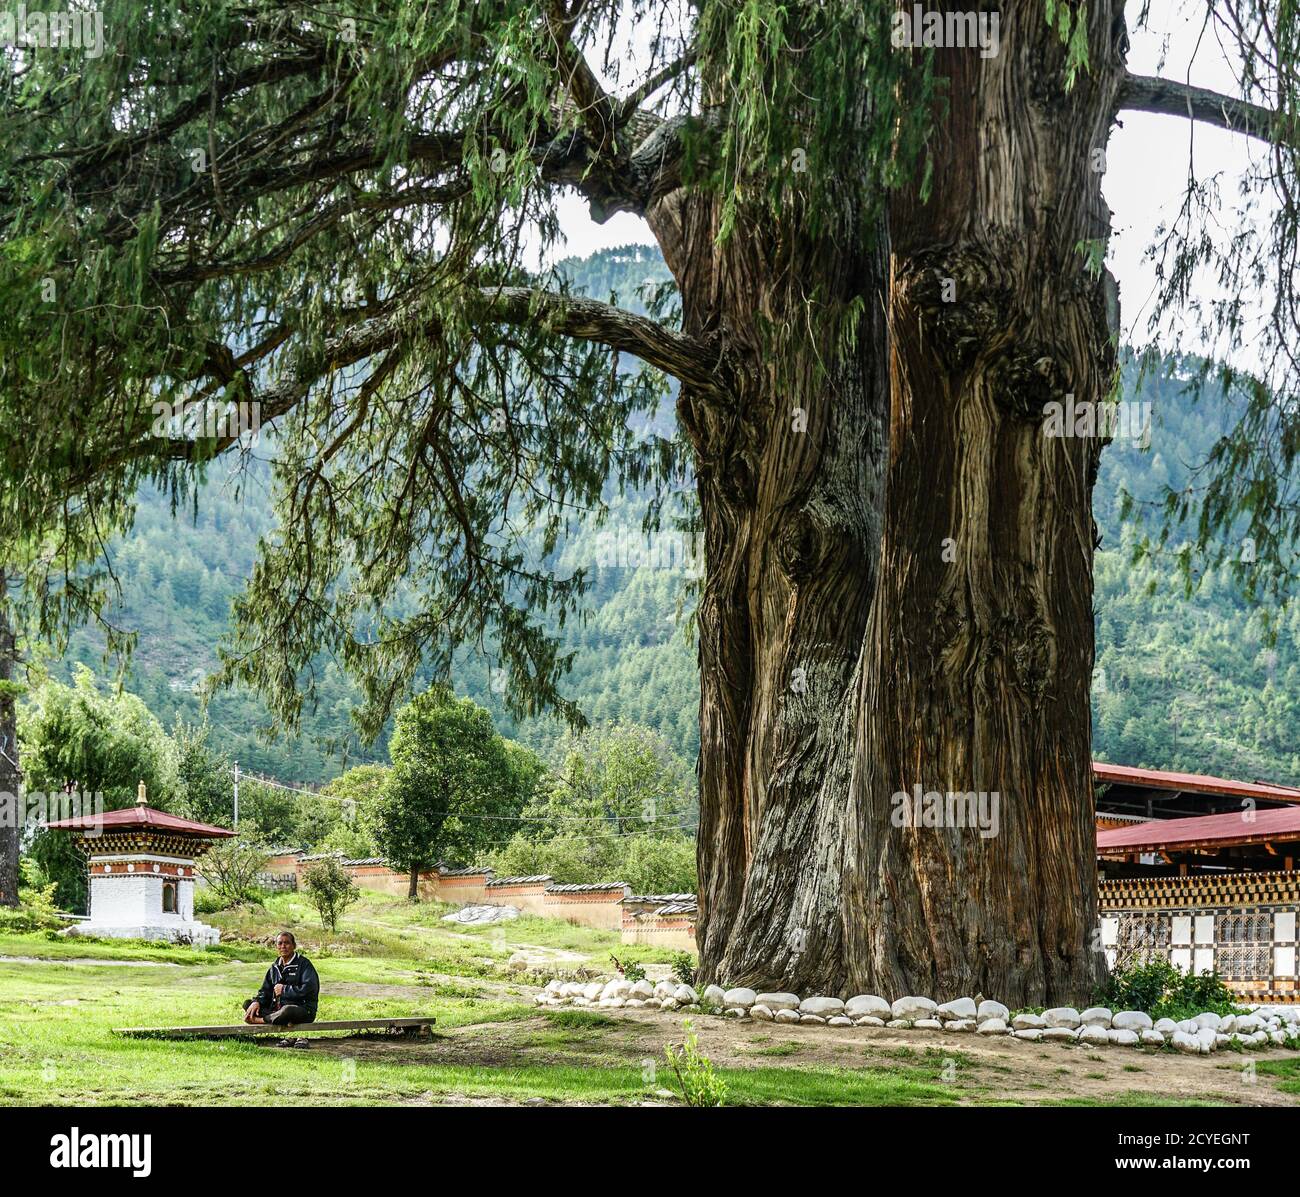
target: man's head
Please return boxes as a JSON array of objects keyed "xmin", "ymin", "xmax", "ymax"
[{"xmin": 275, "ymin": 931, "xmax": 296, "ymax": 962}]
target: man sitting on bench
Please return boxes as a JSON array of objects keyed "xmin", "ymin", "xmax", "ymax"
[{"xmin": 242, "ymin": 931, "xmax": 319, "ymax": 1030}]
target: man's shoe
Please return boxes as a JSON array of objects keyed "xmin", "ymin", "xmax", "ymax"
[
  {"xmin": 276, "ymin": 1037, "xmax": 294, "ymax": 1047},
  {"xmin": 293, "ymin": 1039, "xmax": 310, "ymax": 1049}
]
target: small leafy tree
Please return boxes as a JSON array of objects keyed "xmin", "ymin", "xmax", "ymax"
[
  {"xmin": 664, "ymin": 1022, "xmax": 726, "ymax": 1107},
  {"xmin": 315, "ymin": 764, "xmax": 388, "ymax": 856},
  {"xmin": 200, "ymin": 838, "xmax": 268, "ymax": 907},
  {"xmin": 670, "ymin": 952, "xmax": 697, "ymax": 987},
  {"xmin": 302, "ymin": 857, "xmax": 359, "ymax": 932},
  {"xmin": 365, "ymin": 687, "xmax": 529, "ymax": 898}
]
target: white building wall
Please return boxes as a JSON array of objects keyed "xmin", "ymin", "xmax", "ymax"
[{"xmin": 89, "ymin": 874, "xmax": 152, "ymax": 926}]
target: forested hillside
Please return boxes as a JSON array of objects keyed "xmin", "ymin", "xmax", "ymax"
[{"xmin": 48, "ymin": 248, "xmax": 1300, "ymax": 785}]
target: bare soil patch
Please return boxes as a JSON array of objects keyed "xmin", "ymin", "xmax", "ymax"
[{"xmin": 287, "ymin": 1004, "xmax": 1300, "ymax": 1107}]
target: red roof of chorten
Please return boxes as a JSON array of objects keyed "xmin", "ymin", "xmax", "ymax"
[{"xmin": 44, "ymin": 805, "xmax": 236, "ymax": 838}]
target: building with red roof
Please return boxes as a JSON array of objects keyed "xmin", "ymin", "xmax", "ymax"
[
  {"xmin": 44, "ymin": 781, "xmax": 235, "ymax": 947},
  {"xmin": 1091, "ymin": 762, "xmax": 1300, "ymax": 1002}
]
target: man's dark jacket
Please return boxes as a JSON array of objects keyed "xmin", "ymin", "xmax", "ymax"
[{"xmin": 256, "ymin": 953, "xmax": 320, "ymax": 1019}]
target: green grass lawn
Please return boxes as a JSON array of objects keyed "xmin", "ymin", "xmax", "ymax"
[
  {"xmin": 0, "ymin": 891, "xmax": 962, "ymax": 1106},
  {"xmin": 1, "ymin": 891, "xmax": 1295, "ymax": 1107}
]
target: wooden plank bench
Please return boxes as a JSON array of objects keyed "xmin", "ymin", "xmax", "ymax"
[{"xmin": 114, "ymin": 1016, "xmax": 435, "ymax": 1040}]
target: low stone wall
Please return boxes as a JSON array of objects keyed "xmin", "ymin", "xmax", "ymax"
[
  {"xmin": 543, "ymin": 883, "xmax": 630, "ymax": 930},
  {"xmin": 484, "ymin": 877, "xmax": 551, "ymax": 916},
  {"xmin": 621, "ymin": 896, "xmax": 698, "ymax": 951},
  {"xmin": 436, "ymin": 868, "xmax": 492, "ymax": 905},
  {"xmin": 294, "ymin": 855, "xmax": 702, "ymax": 946},
  {"xmin": 345, "ymin": 862, "xmax": 439, "ymax": 900},
  {"xmin": 535, "ymin": 981, "xmax": 1300, "ymax": 1055}
]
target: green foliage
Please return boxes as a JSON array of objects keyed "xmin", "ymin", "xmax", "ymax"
[
  {"xmin": 0, "ymin": 905, "xmax": 64, "ymax": 934},
  {"xmin": 19, "ymin": 666, "xmax": 179, "ymax": 909},
  {"xmin": 1093, "ymin": 354, "xmax": 1300, "ymax": 781},
  {"xmin": 365, "ymin": 687, "xmax": 532, "ymax": 878},
  {"xmin": 302, "ymin": 857, "xmax": 360, "ymax": 932},
  {"xmin": 192, "ymin": 886, "xmax": 236, "ymax": 916},
  {"xmin": 664, "ymin": 1021, "xmax": 727, "ymax": 1107},
  {"xmin": 1095, "ymin": 959, "xmax": 1241, "ymax": 1022},
  {"xmin": 0, "ymin": 3, "xmax": 689, "ymax": 745},
  {"xmin": 172, "ymin": 718, "xmax": 234, "ymax": 827},
  {"xmin": 487, "ymin": 721, "xmax": 698, "ymax": 890},
  {"xmin": 670, "ymin": 951, "xmax": 698, "ymax": 987},
  {"xmin": 201, "ymin": 838, "xmax": 269, "ymax": 907},
  {"xmin": 0, "ymin": 856, "xmax": 64, "ymax": 932},
  {"xmin": 17, "ymin": 856, "xmax": 58, "ymax": 911},
  {"xmin": 611, "ymin": 954, "xmax": 646, "ymax": 983},
  {"xmin": 536, "ymin": 721, "xmax": 696, "ymax": 830}
]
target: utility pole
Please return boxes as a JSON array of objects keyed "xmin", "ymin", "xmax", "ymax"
[{"xmin": 232, "ymin": 761, "xmax": 240, "ymax": 831}]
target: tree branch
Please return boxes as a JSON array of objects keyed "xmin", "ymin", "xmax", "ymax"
[
  {"xmin": 543, "ymin": 2, "xmax": 618, "ymax": 155},
  {"xmin": 1118, "ymin": 74, "xmax": 1286, "ymax": 144},
  {"xmin": 136, "ymin": 287, "xmax": 722, "ymax": 469},
  {"xmin": 479, "ymin": 287, "xmax": 722, "ymax": 394}
]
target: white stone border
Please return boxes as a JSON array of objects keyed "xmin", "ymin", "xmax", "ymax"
[{"xmin": 534, "ymin": 980, "xmax": 1300, "ymax": 1054}]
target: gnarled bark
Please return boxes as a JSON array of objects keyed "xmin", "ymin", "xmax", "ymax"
[
  {"xmin": 0, "ymin": 579, "xmax": 19, "ymax": 907},
  {"xmin": 675, "ymin": 2, "xmax": 1126, "ymax": 1004}
]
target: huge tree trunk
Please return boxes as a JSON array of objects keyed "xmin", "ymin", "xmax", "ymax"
[
  {"xmin": 671, "ymin": 3, "xmax": 1125, "ymax": 1003},
  {"xmin": 0, "ymin": 577, "xmax": 19, "ymax": 906}
]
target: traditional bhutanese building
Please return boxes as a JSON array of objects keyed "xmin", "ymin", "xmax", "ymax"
[
  {"xmin": 44, "ymin": 781, "xmax": 236, "ymax": 946},
  {"xmin": 1094, "ymin": 763, "xmax": 1300, "ymax": 1001}
]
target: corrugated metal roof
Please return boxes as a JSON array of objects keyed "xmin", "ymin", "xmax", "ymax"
[
  {"xmin": 1094, "ymin": 763, "xmax": 1300, "ymax": 804},
  {"xmin": 1097, "ymin": 805, "xmax": 1300, "ymax": 854}
]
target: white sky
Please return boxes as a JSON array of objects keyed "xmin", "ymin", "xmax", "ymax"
[{"xmin": 539, "ymin": 1, "xmax": 1268, "ymax": 365}]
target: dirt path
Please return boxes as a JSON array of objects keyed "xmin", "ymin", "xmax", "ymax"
[
  {"xmin": 0, "ymin": 955, "xmax": 182, "ymax": 968},
  {"xmin": 288, "ymin": 1003, "xmax": 1300, "ymax": 1107}
]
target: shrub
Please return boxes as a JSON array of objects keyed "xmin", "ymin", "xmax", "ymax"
[
  {"xmin": 670, "ymin": 951, "xmax": 697, "ymax": 987},
  {"xmin": 193, "ymin": 886, "xmax": 253, "ymax": 916},
  {"xmin": 1095, "ymin": 958, "xmax": 1242, "ymax": 1021},
  {"xmin": 611, "ymin": 953, "xmax": 646, "ymax": 982},
  {"xmin": 0, "ymin": 905, "xmax": 64, "ymax": 934},
  {"xmin": 664, "ymin": 1022, "xmax": 727, "ymax": 1107},
  {"xmin": 202, "ymin": 838, "xmax": 269, "ymax": 905},
  {"xmin": 0, "ymin": 857, "xmax": 66, "ymax": 932},
  {"xmin": 302, "ymin": 857, "xmax": 360, "ymax": 932}
]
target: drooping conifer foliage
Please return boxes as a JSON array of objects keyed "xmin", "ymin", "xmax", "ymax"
[{"xmin": 2, "ymin": 1, "xmax": 1299, "ymax": 997}]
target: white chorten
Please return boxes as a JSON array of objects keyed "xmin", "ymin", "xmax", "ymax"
[{"xmin": 44, "ymin": 781, "xmax": 234, "ymax": 946}]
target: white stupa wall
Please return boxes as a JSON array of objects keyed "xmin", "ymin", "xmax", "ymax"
[
  {"xmin": 89, "ymin": 874, "xmax": 197, "ymax": 925},
  {"xmin": 76, "ymin": 855, "xmax": 218, "ymax": 946}
]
